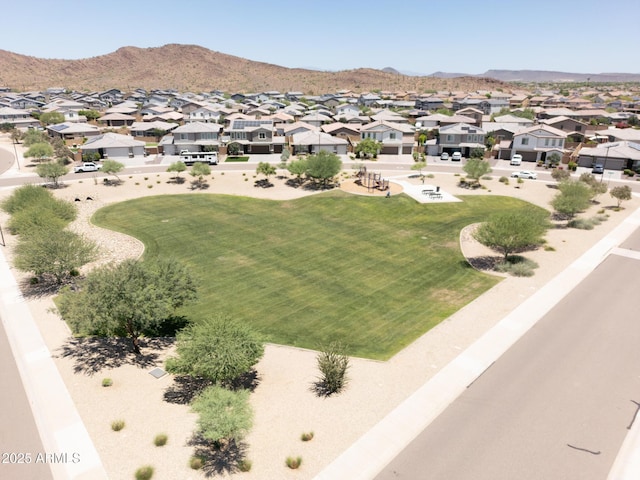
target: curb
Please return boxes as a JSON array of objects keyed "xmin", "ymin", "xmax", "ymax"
[{"xmin": 0, "ymin": 250, "xmax": 108, "ymax": 479}]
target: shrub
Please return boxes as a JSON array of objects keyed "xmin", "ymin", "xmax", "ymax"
[
  {"xmin": 301, "ymin": 431, "xmax": 314, "ymax": 442},
  {"xmin": 568, "ymin": 161, "xmax": 578, "ymax": 171},
  {"xmin": 509, "ymin": 262, "xmax": 536, "ymax": 277},
  {"xmin": 134, "ymin": 465, "xmax": 154, "ymax": 480},
  {"xmin": 111, "ymin": 419, "xmax": 125, "ymax": 431},
  {"xmin": 1, "ymin": 184, "xmax": 50, "ymax": 214},
  {"xmin": 153, "ymin": 434, "xmax": 168, "ymax": 446},
  {"xmin": 624, "ymin": 169, "xmax": 635, "ymax": 177},
  {"xmin": 567, "ymin": 218, "xmax": 595, "ymax": 230},
  {"xmin": 482, "ymin": 175, "xmax": 492, "ymax": 180},
  {"xmin": 315, "ymin": 342, "xmax": 349, "ymax": 396},
  {"xmin": 498, "ymin": 176, "xmax": 509, "ymax": 184},
  {"xmin": 238, "ymin": 459, "xmax": 252, "ymax": 472},
  {"xmin": 189, "ymin": 456, "xmax": 204, "ymax": 470},
  {"xmin": 101, "ymin": 378, "xmax": 113, "ymax": 387},
  {"xmin": 494, "ymin": 256, "xmax": 538, "ymax": 277},
  {"xmin": 286, "ymin": 456, "xmax": 302, "ymax": 469},
  {"xmin": 147, "ymin": 185, "xmax": 153, "ymax": 189},
  {"xmin": 426, "ymin": 173, "xmax": 434, "ymax": 178},
  {"xmin": 191, "ymin": 386, "xmax": 253, "ymax": 445},
  {"xmin": 544, "ymin": 245, "xmax": 556, "ymax": 252}
]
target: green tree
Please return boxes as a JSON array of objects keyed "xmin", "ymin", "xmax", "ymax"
[
  {"xmin": 550, "ymin": 180, "xmax": 592, "ymax": 220},
  {"xmin": 610, "ymin": 185, "xmax": 632, "ymax": 208},
  {"xmin": 166, "ymin": 314, "xmax": 264, "ymax": 385},
  {"xmin": 191, "ymin": 386, "xmax": 253, "ymax": 446},
  {"xmin": 36, "ymin": 161, "xmax": 69, "ymax": 188},
  {"xmin": 78, "ymin": 109, "xmax": 101, "ymax": 122},
  {"xmin": 474, "ymin": 210, "xmax": 549, "ymax": 261},
  {"xmin": 166, "ymin": 161, "xmax": 187, "ymax": 181},
  {"xmin": 0, "ymin": 122, "xmax": 15, "ymax": 132},
  {"xmin": 190, "ymin": 162, "xmax": 211, "ymax": 189},
  {"xmin": 279, "ymin": 149, "xmax": 291, "ymax": 175},
  {"xmin": 227, "ymin": 142, "xmax": 241, "ymax": 156},
  {"xmin": 50, "ymin": 137, "xmax": 73, "ymax": 162},
  {"xmin": 305, "ymin": 150, "xmax": 342, "ymax": 187},
  {"xmin": 470, "ymin": 147, "xmax": 485, "ymax": 159},
  {"xmin": 24, "ymin": 142, "xmax": 54, "ymax": 162},
  {"xmin": 355, "ymin": 138, "xmax": 382, "ymax": 159},
  {"xmin": 14, "ymin": 228, "xmax": 97, "ymax": 284},
  {"xmin": 578, "ymin": 172, "xmax": 607, "ymax": 201},
  {"xmin": 314, "ymin": 342, "xmax": 350, "ymax": 396},
  {"xmin": 22, "ymin": 129, "xmax": 48, "ymax": 147},
  {"xmin": 39, "ymin": 112, "xmax": 65, "ymax": 126},
  {"xmin": 256, "ymin": 161, "xmax": 276, "ymax": 182},
  {"xmin": 58, "ymin": 258, "xmax": 197, "ymax": 354},
  {"xmin": 546, "ymin": 153, "xmax": 561, "ymax": 167},
  {"xmin": 10, "ymin": 128, "xmax": 23, "ymax": 144},
  {"xmin": 101, "ymin": 159, "xmax": 125, "ymax": 182},
  {"xmin": 287, "ymin": 158, "xmax": 308, "ymax": 184},
  {"xmin": 462, "ymin": 158, "xmax": 492, "ymax": 184}
]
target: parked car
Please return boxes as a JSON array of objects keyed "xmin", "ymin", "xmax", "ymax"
[
  {"xmin": 511, "ymin": 170, "xmax": 537, "ymax": 179},
  {"xmin": 440, "ymin": 152, "xmax": 449, "ymax": 161},
  {"xmin": 510, "ymin": 154, "xmax": 522, "ymax": 166},
  {"xmin": 451, "ymin": 152, "xmax": 462, "ymax": 161},
  {"xmin": 592, "ymin": 164, "xmax": 604, "ymax": 174},
  {"xmin": 74, "ymin": 162, "xmax": 101, "ymax": 173}
]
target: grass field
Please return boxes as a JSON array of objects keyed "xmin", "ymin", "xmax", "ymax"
[{"xmin": 92, "ymin": 191, "xmax": 541, "ymax": 360}]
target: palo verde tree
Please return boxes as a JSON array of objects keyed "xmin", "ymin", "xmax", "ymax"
[
  {"xmin": 36, "ymin": 161, "xmax": 69, "ymax": 188},
  {"xmin": 101, "ymin": 159, "xmax": 125, "ymax": 182},
  {"xmin": 24, "ymin": 142, "xmax": 54, "ymax": 162},
  {"xmin": 473, "ymin": 209, "xmax": 550, "ymax": 261},
  {"xmin": 287, "ymin": 157, "xmax": 308, "ymax": 185},
  {"xmin": 550, "ymin": 180, "xmax": 592, "ymax": 221},
  {"xmin": 190, "ymin": 162, "xmax": 211, "ymax": 189},
  {"xmin": 191, "ymin": 386, "xmax": 253, "ymax": 447},
  {"xmin": 15, "ymin": 227, "xmax": 97, "ymax": 285},
  {"xmin": 579, "ymin": 172, "xmax": 608, "ymax": 201},
  {"xmin": 463, "ymin": 157, "xmax": 492, "ymax": 185},
  {"xmin": 610, "ymin": 185, "xmax": 632, "ymax": 208},
  {"xmin": 166, "ymin": 314, "xmax": 264, "ymax": 386},
  {"xmin": 256, "ymin": 161, "xmax": 276, "ymax": 182},
  {"xmin": 166, "ymin": 161, "xmax": 187, "ymax": 181},
  {"xmin": 58, "ymin": 258, "xmax": 197, "ymax": 354},
  {"xmin": 305, "ymin": 150, "xmax": 342, "ymax": 187},
  {"xmin": 39, "ymin": 111, "xmax": 65, "ymax": 126}
]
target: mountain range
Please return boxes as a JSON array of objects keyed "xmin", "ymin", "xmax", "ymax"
[{"xmin": 0, "ymin": 44, "xmax": 637, "ymax": 94}]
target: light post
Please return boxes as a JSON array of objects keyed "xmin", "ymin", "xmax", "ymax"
[
  {"xmin": 600, "ymin": 143, "xmax": 612, "ymax": 183},
  {"xmin": 12, "ymin": 134, "xmax": 20, "ymax": 171}
]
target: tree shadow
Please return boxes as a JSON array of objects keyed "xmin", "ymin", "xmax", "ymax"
[
  {"xmin": 18, "ymin": 276, "xmax": 76, "ymax": 299},
  {"xmin": 464, "ymin": 255, "xmax": 503, "ymax": 271},
  {"xmin": 187, "ymin": 435, "xmax": 249, "ymax": 477},
  {"xmin": 167, "ymin": 176, "xmax": 186, "ymax": 184},
  {"xmin": 56, "ymin": 336, "xmax": 174, "ymax": 375},
  {"xmin": 163, "ymin": 369, "xmax": 260, "ymax": 405},
  {"xmin": 163, "ymin": 375, "xmax": 212, "ymax": 405},
  {"xmin": 310, "ymin": 379, "xmax": 342, "ymax": 398},
  {"xmin": 102, "ymin": 178, "xmax": 123, "ymax": 186},
  {"xmin": 253, "ymin": 179, "xmax": 274, "ymax": 188},
  {"xmin": 190, "ymin": 180, "xmax": 210, "ymax": 190}
]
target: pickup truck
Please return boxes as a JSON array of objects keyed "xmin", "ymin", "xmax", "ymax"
[{"xmin": 74, "ymin": 162, "xmax": 102, "ymax": 173}]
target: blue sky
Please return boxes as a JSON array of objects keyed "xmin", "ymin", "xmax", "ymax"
[{"xmin": 2, "ymin": 0, "xmax": 638, "ymax": 74}]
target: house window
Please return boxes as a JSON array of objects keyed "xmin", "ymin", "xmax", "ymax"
[
  {"xmin": 179, "ymin": 133, "xmax": 188, "ymax": 140},
  {"xmin": 259, "ymin": 132, "xmax": 266, "ymax": 140},
  {"xmin": 576, "ymin": 125, "xmax": 582, "ymax": 132},
  {"xmin": 389, "ymin": 132, "xmax": 396, "ymax": 140},
  {"xmin": 521, "ymin": 137, "xmax": 529, "ymax": 146},
  {"xmin": 545, "ymin": 138, "xmax": 549, "ymax": 146},
  {"xmin": 447, "ymin": 135, "xmax": 453, "ymax": 142}
]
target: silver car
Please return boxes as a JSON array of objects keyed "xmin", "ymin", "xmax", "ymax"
[{"xmin": 511, "ymin": 170, "xmax": 537, "ymax": 179}]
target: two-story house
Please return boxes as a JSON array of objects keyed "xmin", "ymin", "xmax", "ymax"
[
  {"xmin": 510, "ymin": 125, "xmax": 567, "ymax": 163},
  {"xmin": 359, "ymin": 120, "xmax": 414, "ymax": 155},
  {"xmin": 437, "ymin": 123, "xmax": 486, "ymax": 157},
  {"xmin": 163, "ymin": 121, "xmax": 221, "ymax": 155},
  {"xmin": 225, "ymin": 119, "xmax": 285, "ymax": 154}
]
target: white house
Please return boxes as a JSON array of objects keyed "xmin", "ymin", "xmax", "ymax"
[
  {"xmin": 359, "ymin": 120, "xmax": 414, "ymax": 155},
  {"xmin": 511, "ymin": 125, "xmax": 567, "ymax": 163}
]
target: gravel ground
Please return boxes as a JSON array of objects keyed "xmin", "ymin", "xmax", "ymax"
[{"xmin": 3, "ymin": 169, "xmax": 638, "ymax": 480}]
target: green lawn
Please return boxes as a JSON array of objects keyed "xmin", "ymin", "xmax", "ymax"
[
  {"xmin": 92, "ymin": 191, "xmax": 542, "ymax": 360},
  {"xmin": 224, "ymin": 156, "xmax": 250, "ymax": 162}
]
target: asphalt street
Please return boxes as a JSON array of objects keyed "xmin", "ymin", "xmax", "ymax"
[{"xmin": 376, "ymin": 249, "xmax": 640, "ymax": 480}]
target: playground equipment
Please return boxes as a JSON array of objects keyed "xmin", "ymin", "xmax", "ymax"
[{"xmin": 355, "ymin": 166, "xmax": 389, "ymax": 192}]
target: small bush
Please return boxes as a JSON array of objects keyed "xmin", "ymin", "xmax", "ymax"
[
  {"xmin": 238, "ymin": 459, "xmax": 252, "ymax": 472},
  {"xmin": 495, "ymin": 256, "xmax": 539, "ymax": 277},
  {"xmin": 426, "ymin": 173, "xmax": 434, "ymax": 178},
  {"xmin": 144, "ymin": 177, "xmax": 148, "ymax": 181},
  {"xmin": 244, "ymin": 178, "xmax": 248, "ymax": 181},
  {"xmin": 29, "ymin": 276, "xmax": 39, "ymax": 285},
  {"xmin": 567, "ymin": 218, "xmax": 595, "ymax": 230},
  {"xmin": 189, "ymin": 456, "xmax": 205, "ymax": 470},
  {"xmin": 153, "ymin": 434, "xmax": 168, "ymax": 446},
  {"xmin": 498, "ymin": 176, "xmax": 509, "ymax": 184},
  {"xmin": 101, "ymin": 378, "xmax": 113, "ymax": 387},
  {"xmin": 301, "ymin": 431, "xmax": 314, "ymax": 442},
  {"xmin": 482, "ymin": 175, "xmax": 492, "ymax": 180},
  {"xmin": 286, "ymin": 456, "xmax": 302, "ymax": 469},
  {"xmin": 134, "ymin": 465, "xmax": 154, "ymax": 480},
  {"xmin": 135, "ymin": 182, "xmax": 140, "ymax": 185},
  {"xmin": 147, "ymin": 185, "xmax": 153, "ymax": 189},
  {"xmin": 597, "ymin": 208, "xmax": 605, "ymax": 214},
  {"xmin": 510, "ymin": 262, "xmax": 536, "ymax": 277},
  {"xmin": 315, "ymin": 342, "xmax": 349, "ymax": 396},
  {"xmin": 544, "ymin": 245, "xmax": 556, "ymax": 252},
  {"xmin": 156, "ymin": 180, "xmax": 161, "ymax": 184},
  {"xmin": 111, "ymin": 419, "xmax": 125, "ymax": 431}
]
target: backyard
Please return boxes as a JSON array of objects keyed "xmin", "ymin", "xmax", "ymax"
[{"xmin": 92, "ymin": 191, "xmax": 543, "ymax": 359}]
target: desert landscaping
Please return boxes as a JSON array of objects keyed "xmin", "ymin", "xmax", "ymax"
[{"xmin": 1, "ymin": 157, "xmax": 638, "ymax": 480}]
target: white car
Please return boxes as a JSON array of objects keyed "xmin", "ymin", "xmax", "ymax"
[
  {"xmin": 440, "ymin": 152, "xmax": 449, "ymax": 161},
  {"xmin": 451, "ymin": 152, "xmax": 462, "ymax": 161},
  {"xmin": 511, "ymin": 170, "xmax": 537, "ymax": 179},
  {"xmin": 74, "ymin": 162, "xmax": 102, "ymax": 173},
  {"xmin": 510, "ymin": 154, "xmax": 522, "ymax": 166}
]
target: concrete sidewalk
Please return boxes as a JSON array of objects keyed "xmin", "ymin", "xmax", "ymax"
[
  {"xmin": 0, "ymin": 249, "xmax": 108, "ymax": 479},
  {"xmin": 315, "ymin": 204, "xmax": 640, "ymax": 480}
]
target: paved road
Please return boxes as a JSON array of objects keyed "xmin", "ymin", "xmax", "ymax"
[
  {"xmin": 0, "ymin": 315, "xmax": 53, "ymax": 480},
  {"xmin": 376, "ymin": 249, "xmax": 640, "ymax": 480}
]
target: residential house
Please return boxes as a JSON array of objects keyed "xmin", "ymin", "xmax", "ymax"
[
  {"xmin": 129, "ymin": 121, "xmax": 178, "ymax": 140},
  {"xmin": 321, "ymin": 122, "xmax": 360, "ymax": 143},
  {"xmin": 370, "ymin": 109, "xmax": 409, "ymax": 124},
  {"xmin": 358, "ymin": 93, "xmax": 382, "ymax": 107},
  {"xmin": 80, "ymin": 132, "xmax": 145, "ymax": 159},
  {"xmin": 300, "ymin": 112, "xmax": 333, "ymax": 128},
  {"xmin": 98, "ymin": 113, "xmax": 136, "ymax": 127},
  {"xmin": 577, "ymin": 141, "xmax": 640, "ymax": 171},
  {"xmin": 290, "ymin": 131, "xmax": 348, "ymax": 155},
  {"xmin": 359, "ymin": 120, "xmax": 414, "ymax": 155},
  {"xmin": 414, "ymin": 96, "xmax": 445, "ymax": 111},
  {"xmin": 163, "ymin": 121, "xmax": 221, "ymax": 155},
  {"xmin": 185, "ymin": 106, "xmax": 224, "ymax": 124},
  {"xmin": 277, "ymin": 121, "xmax": 318, "ymax": 138},
  {"xmin": 47, "ymin": 122, "xmax": 100, "ymax": 144},
  {"xmin": 455, "ymin": 107, "xmax": 484, "ymax": 125},
  {"xmin": 509, "ymin": 125, "xmax": 567, "ymax": 162},
  {"xmin": 437, "ymin": 123, "xmax": 486, "ymax": 157},
  {"xmin": 225, "ymin": 118, "xmax": 285, "ymax": 154},
  {"xmin": 0, "ymin": 107, "xmax": 40, "ymax": 128}
]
